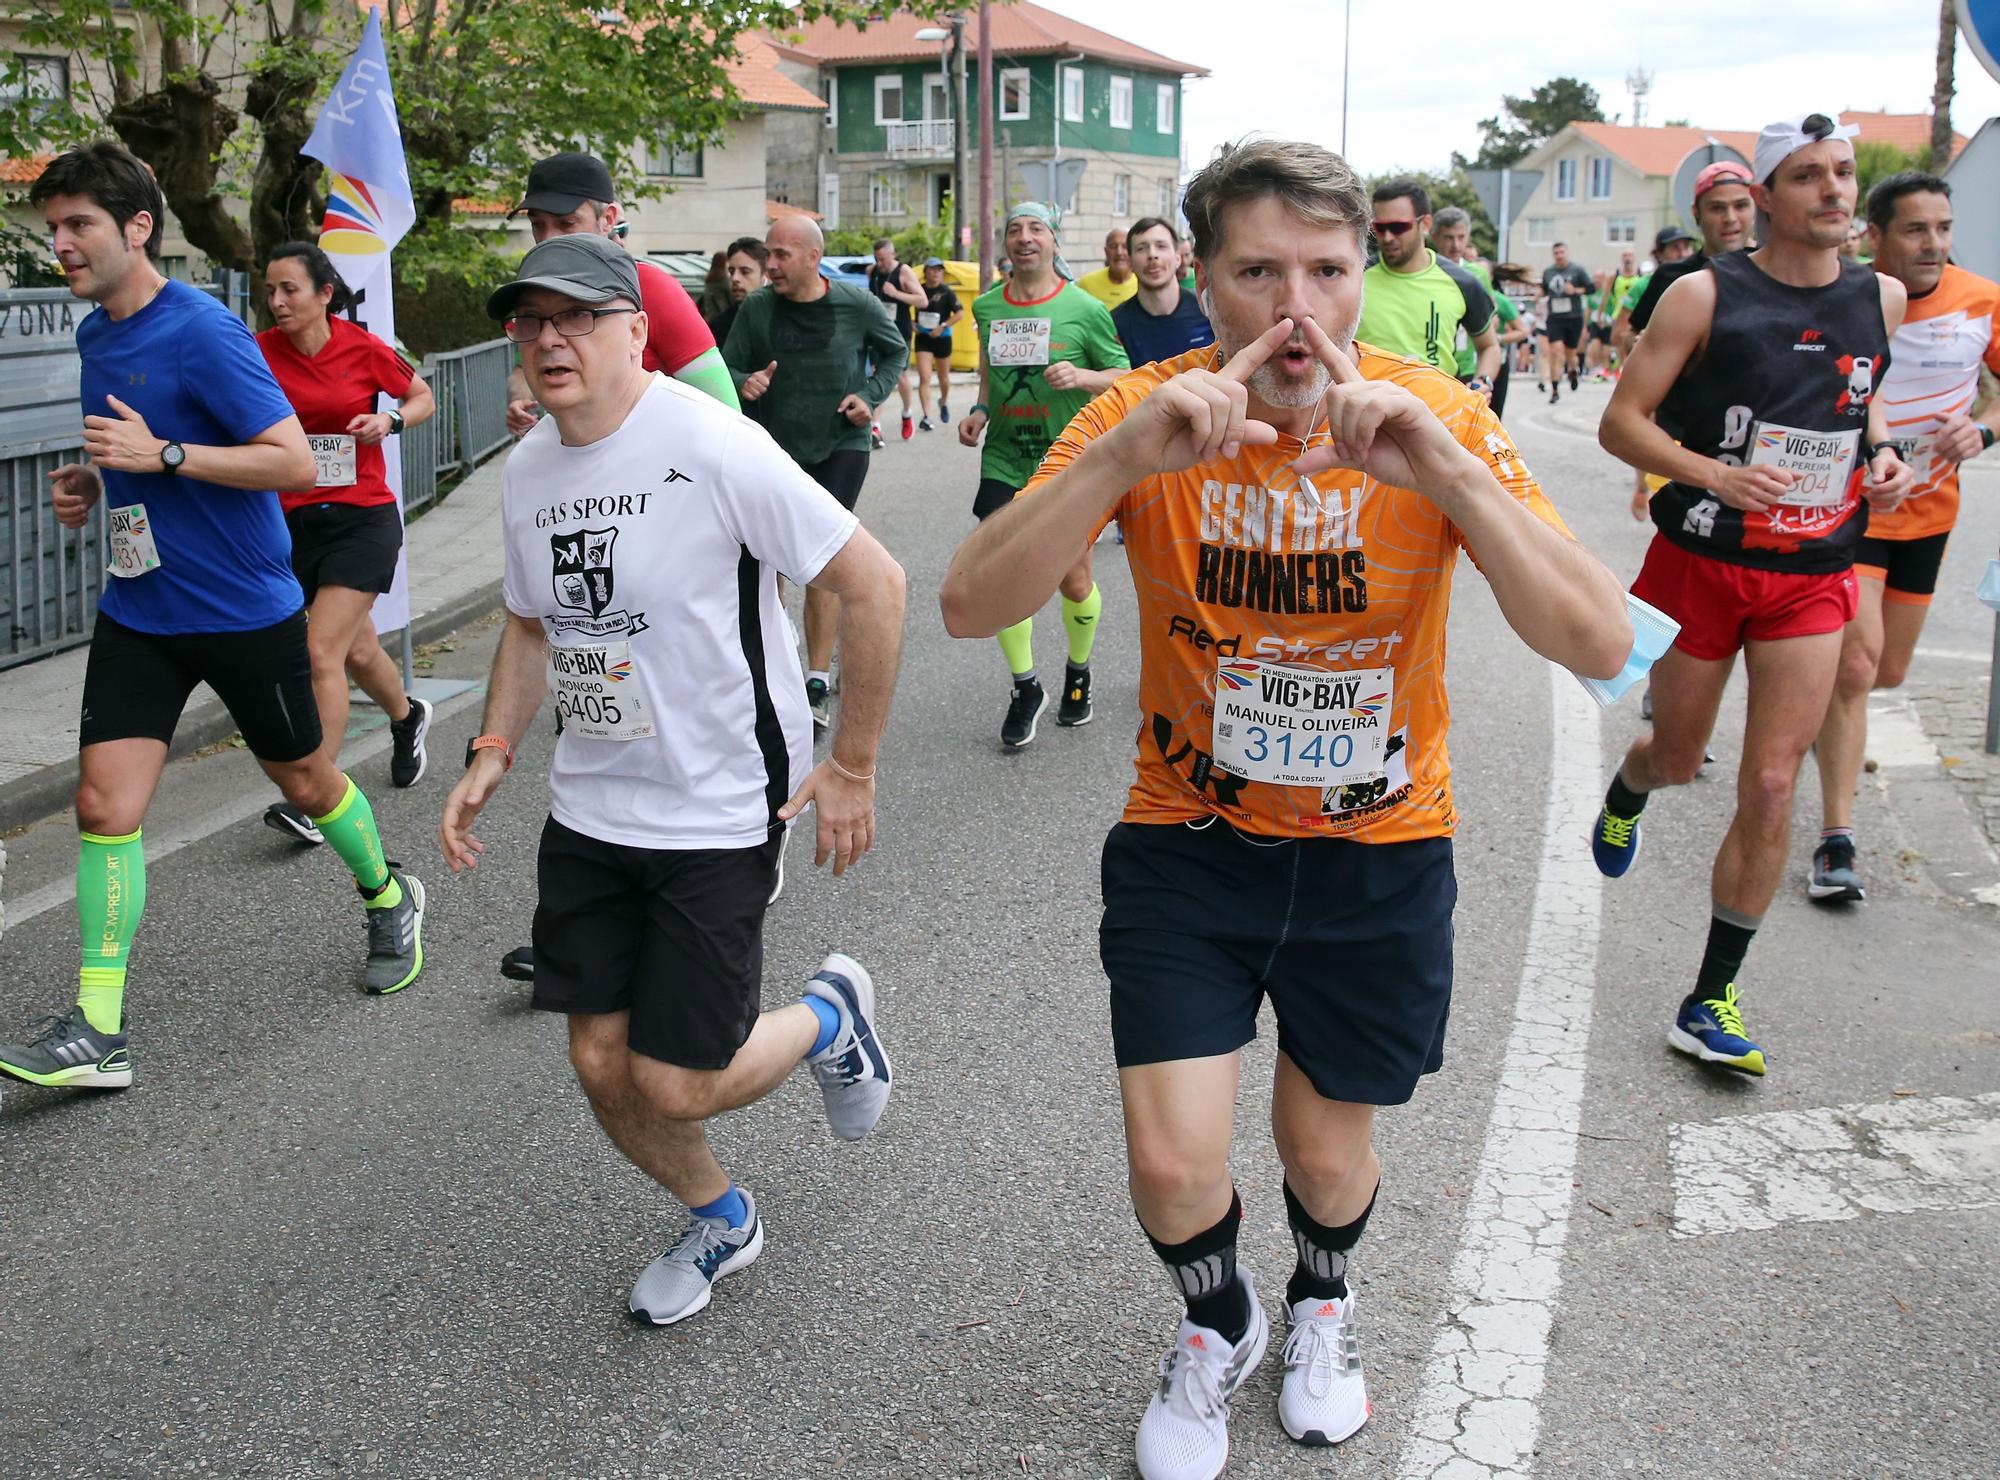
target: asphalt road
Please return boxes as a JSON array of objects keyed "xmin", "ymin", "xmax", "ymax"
[{"xmin": 1, "ymin": 382, "xmax": 1994, "ymax": 1480}]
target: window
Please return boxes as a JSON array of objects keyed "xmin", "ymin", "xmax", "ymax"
[
  {"xmin": 1113, "ymin": 174, "xmax": 1130, "ymax": 216},
  {"xmin": 869, "ymin": 172, "xmax": 908, "ymax": 216},
  {"xmin": 1588, "ymin": 155, "xmax": 1614, "ymax": 200},
  {"xmin": 1109, "ymin": 75, "xmax": 1133, "ymax": 129},
  {"xmin": 1526, "ymin": 216, "xmax": 1554, "ymax": 245},
  {"xmin": 999, "ymin": 67, "xmax": 1031, "ymax": 121},
  {"xmin": 822, "ymin": 77, "xmax": 836, "ymax": 128},
  {"xmin": 875, "ymin": 74, "xmax": 904, "ymax": 125},
  {"xmin": 1158, "ymin": 177, "xmax": 1176, "ymax": 216},
  {"xmin": 1604, "ymin": 216, "xmax": 1637, "ymax": 244},
  {"xmin": 1, "ymin": 54, "xmax": 68, "ymax": 114},
  {"xmin": 820, "ymin": 171, "xmax": 841, "ymax": 229},
  {"xmin": 1156, "ymin": 83, "xmax": 1174, "ymax": 134},
  {"xmin": 924, "ymin": 76, "xmax": 948, "ymax": 120},
  {"xmin": 1554, "ymin": 158, "xmax": 1577, "ymax": 201},
  {"xmin": 643, "ymin": 142, "xmax": 703, "ymax": 178},
  {"xmin": 1062, "ymin": 66, "xmax": 1083, "ymax": 123}
]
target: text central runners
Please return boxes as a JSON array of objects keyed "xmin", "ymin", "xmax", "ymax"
[
  {"xmin": 941, "ymin": 139, "xmax": 1630, "ymax": 1480},
  {"xmin": 439, "ymin": 234, "xmax": 907, "ymax": 1326}
]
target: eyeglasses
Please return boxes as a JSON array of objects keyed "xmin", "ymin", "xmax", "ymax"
[
  {"xmin": 503, "ymin": 307, "xmax": 635, "ymax": 344},
  {"xmin": 1371, "ymin": 220, "xmax": 1416, "ymax": 236}
]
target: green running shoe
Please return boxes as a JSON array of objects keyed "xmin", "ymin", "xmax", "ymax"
[
  {"xmin": 0, "ymin": 1008, "xmax": 131, "ymax": 1088},
  {"xmin": 362, "ymin": 867, "xmax": 426, "ymax": 995}
]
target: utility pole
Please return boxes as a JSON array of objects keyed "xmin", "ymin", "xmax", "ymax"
[
  {"xmin": 953, "ymin": 13, "xmax": 971, "ymax": 254},
  {"xmin": 978, "ymin": 0, "xmax": 993, "ymax": 284},
  {"xmin": 1340, "ymin": 0, "xmax": 1351, "ymax": 156}
]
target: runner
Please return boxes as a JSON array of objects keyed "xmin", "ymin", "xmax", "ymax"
[
  {"xmin": 959, "ymin": 202, "xmax": 1129, "ymax": 746},
  {"xmin": 940, "ymin": 138, "xmax": 1629, "ymax": 1478},
  {"xmin": 913, "ymin": 256, "xmax": 964, "ymax": 431},
  {"xmin": 1078, "ymin": 228, "xmax": 1140, "ymax": 311},
  {"xmin": 1590, "ymin": 113, "xmax": 1914, "ymax": 1077},
  {"xmin": 867, "ymin": 236, "xmax": 925, "ymax": 444},
  {"xmin": 1484, "ymin": 268, "xmax": 1531, "ymax": 419},
  {"xmin": 1537, "ymin": 242, "xmax": 1594, "ymax": 402},
  {"xmin": 255, "ymin": 241, "xmax": 437, "ymax": 846},
  {"xmin": 1611, "ymin": 225, "xmax": 1696, "ymax": 360},
  {"xmin": 442, "ymin": 232, "xmax": 906, "ymax": 1326},
  {"xmin": 0, "ymin": 144, "xmax": 427, "ymax": 1093},
  {"xmin": 1808, "ymin": 171, "xmax": 2000, "ymax": 901},
  {"xmin": 1111, "ymin": 216, "xmax": 1216, "ymax": 368},
  {"xmin": 706, "ymin": 235, "xmax": 767, "ymax": 347},
  {"xmin": 502, "ymin": 152, "xmax": 736, "ymax": 437},
  {"xmin": 1622, "ymin": 161, "xmax": 1757, "ymax": 341},
  {"xmin": 1605, "ymin": 248, "xmax": 1645, "ymax": 368},
  {"xmin": 721, "ymin": 215, "xmax": 908, "ymax": 731},
  {"xmin": 1356, "ymin": 181, "xmax": 1498, "ymax": 396}
]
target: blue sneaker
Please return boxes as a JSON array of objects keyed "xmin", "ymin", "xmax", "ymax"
[
  {"xmin": 1590, "ymin": 805, "xmax": 1642, "ymax": 877},
  {"xmin": 629, "ymin": 1188, "xmax": 764, "ymax": 1325},
  {"xmin": 1668, "ymin": 985, "xmax": 1766, "ymax": 1076}
]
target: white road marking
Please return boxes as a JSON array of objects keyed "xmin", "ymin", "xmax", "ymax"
[
  {"xmin": 3, "ymin": 687, "xmax": 486, "ymax": 931},
  {"xmin": 1670, "ymin": 1093, "xmax": 2000, "ymax": 1238},
  {"xmin": 1400, "ymin": 664, "xmax": 1603, "ymax": 1480},
  {"xmin": 1866, "ymin": 693, "xmax": 1948, "ymax": 770},
  {"xmin": 1912, "ymin": 645, "xmax": 1992, "ymax": 665}
]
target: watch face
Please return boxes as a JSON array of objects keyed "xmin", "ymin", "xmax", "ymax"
[{"xmin": 161, "ymin": 443, "xmax": 184, "ymax": 469}]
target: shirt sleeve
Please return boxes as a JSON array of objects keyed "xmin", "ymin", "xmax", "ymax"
[
  {"xmin": 1442, "ymin": 259, "xmax": 1494, "ymax": 335},
  {"xmin": 185, "ymin": 305, "xmax": 299, "ymax": 444},
  {"xmin": 1020, "ymin": 375, "xmax": 1142, "ymax": 539},
  {"xmin": 1448, "ymin": 397, "xmax": 1573, "ymax": 568},
  {"xmin": 1084, "ymin": 297, "xmax": 1132, "ymax": 372},
  {"xmin": 501, "ymin": 458, "xmax": 539, "ymax": 619},
  {"xmin": 716, "ymin": 417, "xmax": 861, "ymax": 586},
  {"xmin": 639, "ymin": 263, "xmax": 717, "ymax": 376},
  {"xmin": 369, "ymin": 331, "xmax": 418, "ymax": 399},
  {"xmin": 1628, "ymin": 272, "xmax": 1670, "ymax": 333},
  {"xmin": 1986, "ymin": 299, "xmax": 2000, "ymax": 376}
]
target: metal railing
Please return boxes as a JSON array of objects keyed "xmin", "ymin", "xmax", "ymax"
[
  {"xmin": 884, "ymin": 118, "xmax": 955, "ymax": 158},
  {"xmin": 410, "ymin": 338, "xmax": 512, "ymax": 516}
]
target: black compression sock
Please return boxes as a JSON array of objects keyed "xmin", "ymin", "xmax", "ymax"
[
  {"xmin": 1145, "ymin": 1192, "xmax": 1250, "ymax": 1344},
  {"xmin": 1690, "ymin": 913, "xmax": 1757, "ymax": 1004},
  {"xmin": 1605, "ymin": 771, "xmax": 1649, "ymax": 818},
  {"xmin": 1284, "ymin": 1179, "xmax": 1377, "ymax": 1307}
]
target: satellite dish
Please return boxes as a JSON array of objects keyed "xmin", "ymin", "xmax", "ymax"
[{"xmin": 1669, "ymin": 140, "xmax": 1753, "ymax": 234}]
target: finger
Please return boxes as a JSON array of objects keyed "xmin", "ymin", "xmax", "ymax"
[
  {"xmin": 1198, "ymin": 381, "xmax": 1235, "ymax": 463},
  {"xmin": 82, "ymin": 415, "xmax": 114, "ymax": 431},
  {"xmin": 777, "ymin": 775, "xmax": 813, "ymax": 822},
  {"xmin": 1290, "ymin": 443, "xmax": 1362, "ymax": 477},
  {"xmin": 1301, "ymin": 316, "xmax": 1364, "ymax": 385},
  {"xmin": 1216, "ymin": 318, "xmax": 1294, "ymax": 386},
  {"xmin": 106, "ymin": 394, "xmax": 141, "ymax": 421}
]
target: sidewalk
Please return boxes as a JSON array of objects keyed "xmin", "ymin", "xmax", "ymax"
[{"xmin": 0, "ymin": 455, "xmax": 510, "ymax": 832}]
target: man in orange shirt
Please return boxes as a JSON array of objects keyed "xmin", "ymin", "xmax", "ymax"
[
  {"xmin": 1808, "ymin": 171, "xmax": 2000, "ymax": 901},
  {"xmin": 941, "ymin": 139, "xmax": 1630, "ymax": 1480}
]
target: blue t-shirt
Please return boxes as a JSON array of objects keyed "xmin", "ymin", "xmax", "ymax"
[
  {"xmin": 77, "ymin": 279, "xmax": 303, "ymax": 634},
  {"xmin": 1111, "ymin": 288, "xmax": 1216, "ymax": 369}
]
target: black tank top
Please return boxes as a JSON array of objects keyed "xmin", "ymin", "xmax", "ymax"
[
  {"xmin": 868, "ymin": 262, "xmax": 914, "ymax": 338},
  {"xmin": 1651, "ymin": 251, "xmax": 1888, "ymax": 572}
]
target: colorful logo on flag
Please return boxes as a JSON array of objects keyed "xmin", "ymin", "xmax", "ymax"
[{"xmin": 320, "ymin": 173, "xmax": 393, "ymax": 256}]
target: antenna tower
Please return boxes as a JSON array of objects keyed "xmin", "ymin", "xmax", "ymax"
[{"xmin": 1626, "ymin": 67, "xmax": 1653, "ymax": 128}]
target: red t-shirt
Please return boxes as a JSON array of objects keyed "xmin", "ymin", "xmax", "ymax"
[
  {"xmin": 257, "ymin": 316, "xmax": 416, "ymax": 512},
  {"xmin": 636, "ymin": 259, "xmax": 715, "ymax": 375}
]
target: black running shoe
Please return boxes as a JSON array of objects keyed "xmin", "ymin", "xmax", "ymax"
[
  {"xmin": 1056, "ymin": 664, "xmax": 1094, "ymax": 727},
  {"xmin": 389, "ymin": 696, "xmax": 433, "ymax": 788},
  {"xmin": 1001, "ymin": 678, "xmax": 1047, "ymax": 749},
  {"xmin": 1568, "ymin": 368, "xmax": 1579, "ymax": 392},
  {"xmin": 500, "ymin": 946, "xmax": 535, "ymax": 981},
  {"xmin": 264, "ymin": 801, "xmax": 324, "ymax": 846},
  {"xmin": 1549, "ymin": 387, "xmax": 1560, "ymax": 405},
  {"xmin": 939, "ymin": 401, "xmax": 950, "ymax": 423},
  {"xmin": 1808, "ymin": 835, "xmax": 1866, "ymax": 903},
  {"xmin": 918, "ymin": 415, "xmax": 935, "ymax": 432}
]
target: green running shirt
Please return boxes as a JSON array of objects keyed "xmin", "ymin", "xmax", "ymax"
[
  {"xmin": 974, "ymin": 280, "xmax": 1129, "ymax": 489},
  {"xmin": 1356, "ymin": 250, "xmax": 1494, "ymax": 375}
]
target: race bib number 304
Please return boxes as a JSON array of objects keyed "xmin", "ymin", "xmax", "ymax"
[
  {"xmin": 1211, "ymin": 660, "xmax": 1394, "ymax": 787},
  {"xmin": 548, "ymin": 641, "xmax": 655, "ymax": 742},
  {"xmin": 106, "ymin": 502, "xmax": 161, "ymax": 579},
  {"xmin": 309, "ymin": 434, "xmax": 357, "ymax": 488},
  {"xmin": 987, "ymin": 318, "xmax": 1052, "ymax": 366},
  {"xmin": 1750, "ymin": 422, "xmax": 1859, "ymax": 508}
]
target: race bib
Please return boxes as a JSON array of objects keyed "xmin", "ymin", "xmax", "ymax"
[
  {"xmin": 1887, "ymin": 433, "xmax": 1938, "ymax": 486},
  {"xmin": 988, "ymin": 318, "xmax": 1052, "ymax": 366},
  {"xmin": 917, "ymin": 311, "xmax": 942, "ymax": 332},
  {"xmin": 1550, "ymin": 295, "xmax": 1573, "ymax": 314},
  {"xmin": 1750, "ymin": 422, "xmax": 1860, "ymax": 507},
  {"xmin": 106, "ymin": 503, "xmax": 161, "ymax": 579},
  {"xmin": 547, "ymin": 642, "xmax": 655, "ymax": 742},
  {"xmin": 309, "ymin": 434, "xmax": 358, "ymax": 487},
  {"xmin": 1210, "ymin": 660, "xmax": 1393, "ymax": 787}
]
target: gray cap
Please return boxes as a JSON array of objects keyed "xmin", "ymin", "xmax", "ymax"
[
  {"xmin": 923, "ymin": 256, "xmax": 945, "ymax": 267},
  {"xmin": 487, "ymin": 233, "xmax": 640, "ymax": 320}
]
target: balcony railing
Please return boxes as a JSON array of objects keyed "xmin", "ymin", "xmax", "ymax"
[{"xmin": 883, "ymin": 119, "xmax": 955, "ymax": 158}]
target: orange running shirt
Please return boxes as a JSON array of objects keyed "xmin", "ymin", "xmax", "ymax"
[
  {"xmin": 1868, "ymin": 263, "xmax": 2000, "ymax": 542},
  {"xmin": 1022, "ymin": 342, "xmax": 1573, "ymax": 842}
]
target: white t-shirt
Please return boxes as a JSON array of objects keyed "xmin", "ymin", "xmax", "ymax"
[{"xmin": 502, "ymin": 373, "xmax": 859, "ymax": 849}]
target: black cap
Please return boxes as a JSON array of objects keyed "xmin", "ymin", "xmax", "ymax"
[
  {"xmin": 486, "ymin": 234, "xmax": 641, "ymax": 319},
  {"xmin": 517, "ymin": 152, "xmax": 616, "ymax": 216},
  {"xmin": 1653, "ymin": 223, "xmax": 1694, "ymax": 250}
]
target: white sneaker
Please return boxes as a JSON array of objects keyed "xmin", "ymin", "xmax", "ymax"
[
  {"xmin": 1277, "ymin": 1291, "xmax": 1369, "ymax": 1446},
  {"xmin": 1135, "ymin": 1272, "xmax": 1269, "ymax": 1480}
]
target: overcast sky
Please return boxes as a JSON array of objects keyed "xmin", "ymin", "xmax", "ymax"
[{"xmin": 1043, "ymin": 0, "xmax": 2000, "ymax": 177}]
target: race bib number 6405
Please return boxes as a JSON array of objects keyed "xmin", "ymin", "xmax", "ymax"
[{"xmin": 547, "ymin": 641, "xmax": 655, "ymax": 742}]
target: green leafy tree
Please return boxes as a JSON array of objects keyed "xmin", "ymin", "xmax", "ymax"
[
  {"xmin": 1365, "ymin": 169, "xmax": 1498, "ymax": 261},
  {"xmin": 1855, "ymin": 139, "xmax": 1926, "ymax": 203},
  {"xmin": 1457, "ymin": 77, "xmax": 1607, "ymax": 171}
]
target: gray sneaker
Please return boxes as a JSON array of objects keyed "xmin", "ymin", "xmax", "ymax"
[
  {"xmin": 362, "ymin": 868, "xmax": 425, "ymax": 995},
  {"xmin": 629, "ymin": 1190, "xmax": 765, "ymax": 1325},
  {"xmin": 805, "ymin": 953, "xmax": 892, "ymax": 1141},
  {"xmin": 0, "ymin": 1008, "xmax": 131, "ymax": 1089}
]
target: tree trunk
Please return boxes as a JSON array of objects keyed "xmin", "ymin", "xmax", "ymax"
[
  {"xmin": 1933, "ymin": 0, "xmax": 1957, "ymax": 171},
  {"xmin": 245, "ymin": 57, "xmax": 327, "ymax": 272},
  {"xmin": 105, "ymin": 72, "xmax": 255, "ymax": 273}
]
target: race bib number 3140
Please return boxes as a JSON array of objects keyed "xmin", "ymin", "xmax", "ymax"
[{"xmin": 1211, "ymin": 660, "xmax": 1394, "ymax": 787}]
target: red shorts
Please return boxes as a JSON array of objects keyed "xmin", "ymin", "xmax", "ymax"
[{"xmin": 1631, "ymin": 537, "xmax": 1857, "ymax": 661}]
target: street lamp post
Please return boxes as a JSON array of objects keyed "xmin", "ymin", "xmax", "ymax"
[
  {"xmin": 914, "ymin": 20, "xmax": 970, "ymax": 252},
  {"xmin": 978, "ymin": 0, "xmax": 993, "ymax": 285}
]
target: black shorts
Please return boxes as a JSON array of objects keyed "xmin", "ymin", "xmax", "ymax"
[
  {"xmin": 530, "ymin": 815, "xmax": 782, "ymax": 1069},
  {"xmin": 914, "ymin": 333, "xmax": 953, "ymax": 359},
  {"xmin": 1541, "ymin": 315, "xmax": 1583, "ymax": 349},
  {"xmin": 1589, "ymin": 322, "xmax": 1611, "ymax": 343},
  {"xmin": 1099, "ymin": 820, "xmax": 1456, "ymax": 1106},
  {"xmin": 287, "ymin": 500, "xmax": 403, "ymax": 603},
  {"xmin": 973, "ymin": 477, "xmax": 1019, "ymax": 521},
  {"xmin": 1853, "ymin": 530, "xmax": 1949, "ymax": 598},
  {"xmin": 78, "ymin": 608, "xmax": 321, "ymax": 763},
  {"xmin": 801, "ymin": 449, "xmax": 869, "ymax": 512}
]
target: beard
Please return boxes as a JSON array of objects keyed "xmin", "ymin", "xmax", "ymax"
[{"xmin": 1251, "ymin": 358, "xmax": 1332, "ymax": 408}]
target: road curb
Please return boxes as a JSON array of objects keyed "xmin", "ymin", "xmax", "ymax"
[{"xmin": 0, "ymin": 579, "xmax": 505, "ymax": 836}]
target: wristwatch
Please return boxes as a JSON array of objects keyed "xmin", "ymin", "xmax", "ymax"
[
  {"xmin": 159, "ymin": 441, "xmax": 186, "ymax": 474},
  {"xmin": 387, "ymin": 408, "xmax": 406, "ymax": 435},
  {"xmin": 464, "ymin": 734, "xmax": 514, "ymax": 771},
  {"xmin": 1981, "ymin": 424, "xmax": 1996, "ymax": 453}
]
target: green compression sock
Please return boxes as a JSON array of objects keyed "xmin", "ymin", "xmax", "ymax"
[
  {"xmin": 311, "ymin": 776, "xmax": 400, "ymax": 908},
  {"xmin": 997, "ymin": 617, "xmax": 1035, "ymax": 679},
  {"xmin": 1062, "ymin": 583, "xmax": 1103, "ymax": 666},
  {"xmin": 76, "ymin": 828, "xmax": 146, "ymax": 1035}
]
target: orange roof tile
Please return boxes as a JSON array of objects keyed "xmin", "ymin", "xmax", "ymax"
[
  {"xmin": 0, "ymin": 154, "xmax": 52, "ymax": 184},
  {"xmin": 728, "ymin": 35, "xmax": 827, "ymax": 112},
  {"xmin": 1564, "ymin": 113, "xmax": 1965, "ymax": 179},
  {"xmin": 766, "ymin": 198, "xmax": 824, "ymax": 223},
  {"xmin": 453, "ymin": 197, "xmax": 515, "ymax": 219},
  {"xmin": 1841, "ymin": 110, "xmax": 1967, "ymax": 160},
  {"xmin": 780, "ymin": 3, "xmax": 1205, "ymax": 75}
]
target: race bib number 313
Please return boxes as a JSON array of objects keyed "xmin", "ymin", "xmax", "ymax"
[
  {"xmin": 1211, "ymin": 660, "xmax": 1394, "ymax": 787},
  {"xmin": 309, "ymin": 434, "xmax": 358, "ymax": 488},
  {"xmin": 548, "ymin": 641, "xmax": 655, "ymax": 742}
]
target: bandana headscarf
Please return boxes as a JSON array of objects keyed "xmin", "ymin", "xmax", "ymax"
[{"xmin": 1005, "ymin": 201, "xmax": 1074, "ymax": 281}]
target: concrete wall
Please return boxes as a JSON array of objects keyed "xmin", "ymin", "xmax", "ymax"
[{"xmin": 617, "ymin": 114, "xmax": 774, "ymax": 255}]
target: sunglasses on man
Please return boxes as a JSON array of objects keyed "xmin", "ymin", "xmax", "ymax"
[{"xmin": 1371, "ymin": 220, "xmax": 1417, "ymax": 237}]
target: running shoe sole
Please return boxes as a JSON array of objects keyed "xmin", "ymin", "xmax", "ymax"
[
  {"xmin": 629, "ymin": 1219, "xmax": 766, "ymax": 1326},
  {"xmin": 1806, "ymin": 881, "xmax": 1865, "ymax": 903},
  {"xmin": 0, "ymin": 1046, "xmax": 131, "ymax": 1089},
  {"xmin": 1666, "ymin": 1026, "xmax": 1766, "ymax": 1076},
  {"xmin": 264, "ymin": 804, "xmax": 324, "ymax": 846},
  {"xmin": 367, "ymin": 874, "xmax": 426, "ymax": 996}
]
